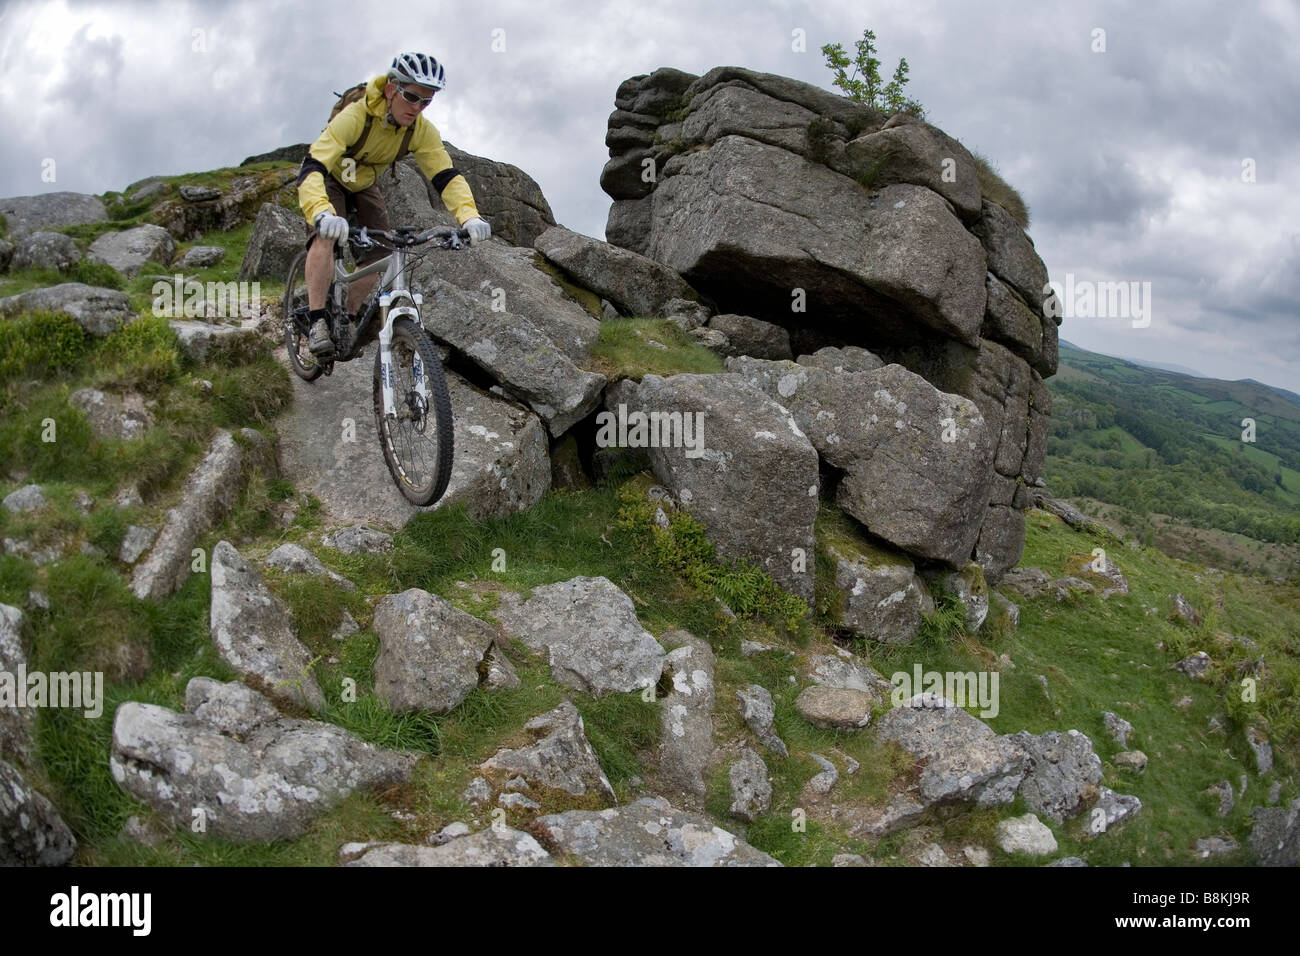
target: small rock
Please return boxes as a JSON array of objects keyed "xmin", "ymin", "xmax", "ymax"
[
  {"xmin": 795, "ymin": 685, "xmax": 873, "ymax": 729},
  {"xmin": 504, "ymin": 777, "xmax": 530, "ymax": 793},
  {"xmin": 963, "ymin": 845, "xmax": 991, "ymax": 867},
  {"xmin": 497, "ymin": 792, "xmax": 541, "ymax": 811},
  {"xmin": 995, "ymin": 813, "xmax": 1058, "ymax": 856},
  {"xmin": 115, "ymin": 485, "xmax": 144, "ymax": 509},
  {"xmin": 736, "ymin": 684, "xmax": 787, "ymax": 757},
  {"xmin": 1036, "ymin": 674, "xmax": 1050, "ymax": 700},
  {"xmin": 728, "ymin": 747, "xmax": 771, "ymax": 823},
  {"xmin": 806, "ymin": 753, "xmax": 838, "ymax": 796},
  {"xmin": 1207, "ymin": 781, "xmax": 1235, "ymax": 817},
  {"xmin": 1268, "ymin": 781, "xmax": 1283, "ymax": 804},
  {"xmin": 331, "ymin": 610, "xmax": 360, "ymax": 640},
  {"xmin": 2, "ymin": 484, "xmax": 45, "ymax": 513},
  {"xmin": 179, "ymin": 185, "xmax": 222, "ymax": 202},
  {"xmin": 1246, "ymin": 727, "xmax": 1273, "ymax": 773},
  {"xmin": 741, "ymin": 640, "xmax": 777, "ymax": 657},
  {"xmin": 1173, "ymin": 652, "xmax": 1212, "ymax": 679},
  {"xmin": 1095, "ymin": 786, "xmax": 1142, "ymax": 828},
  {"xmin": 1170, "ymin": 593, "xmax": 1200, "ymax": 624},
  {"xmin": 1047, "ymin": 857, "xmax": 1089, "ymax": 867},
  {"xmin": 118, "ymin": 525, "xmax": 157, "ymax": 565},
  {"xmin": 176, "ymin": 245, "xmax": 226, "ymax": 268},
  {"xmin": 1196, "ymin": 836, "xmax": 1239, "ymax": 858},
  {"xmin": 1114, "ymin": 750, "xmax": 1148, "ymax": 773},
  {"xmin": 321, "ymin": 525, "xmax": 394, "ymax": 555},
  {"xmin": 916, "ymin": 842, "xmax": 952, "ymax": 867},
  {"xmin": 461, "ymin": 777, "xmax": 492, "ymax": 806},
  {"xmin": 428, "ymin": 821, "xmax": 472, "ymax": 845},
  {"xmin": 27, "ymin": 590, "xmax": 50, "ymax": 611},
  {"xmin": 832, "ymin": 853, "xmax": 866, "ymax": 867},
  {"xmin": 1102, "ymin": 711, "xmax": 1133, "ymax": 749},
  {"xmin": 119, "ymin": 815, "xmax": 165, "ymax": 847}
]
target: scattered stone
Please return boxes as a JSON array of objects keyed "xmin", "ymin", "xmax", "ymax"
[
  {"xmin": 806, "ymin": 753, "xmax": 839, "ymax": 796},
  {"xmin": 741, "ymin": 640, "xmax": 777, "ymax": 657},
  {"xmin": 0, "ymin": 604, "xmax": 35, "ymax": 762},
  {"xmin": 87, "ymin": 224, "xmax": 176, "ymax": 276},
  {"xmin": 11, "ymin": 230, "xmax": 81, "ymax": 271},
  {"xmin": 927, "ymin": 564, "xmax": 990, "ymax": 631},
  {"xmin": 0, "ymin": 760, "xmax": 77, "ymax": 865},
  {"xmin": 504, "ymin": 777, "xmax": 530, "ymax": 793},
  {"xmin": 1103, "ymin": 711, "xmax": 1133, "ymax": 749},
  {"xmin": 1036, "ymin": 674, "xmax": 1050, "ymax": 700},
  {"xmin": 2, "ymin": 484, "xmax": 45, "ymax": 513},
  {"xmin": 963, "ymin": 845, "xmax": 992, "ymax": 867},
  {"xmin": 996, "ymin": 813, "xmax": 1058, "ymax": 856},
  {"xmin": 115, "ymin": 485, "xmax": 144, "ymax": 509},
  {"xmin": 1095, "ymin": 787, "xmax": 1142, "ymax": 828},
  {"xmin": 264, "ymin": 542, "xmax": 355, "ymax": 589},
  {"xmin": 491, "ymin": 576, "xmax": 665, "ymax": 695},
  {"xmin": 1246, "ymin": 727, "xmax": 1273, "ymax": 773},
  {"xmin": 1114, "ymin": 750, "xmax": 1148, "ymax": 773},
  {"xmin": 179, "ymin": 185, "xmax": 222, "ymax": 202},
  {"xmin": 331, "ymin": 610, "xmax": 360, "ymax": 641},
  {"xmin": 462, "ymin": 777, "xmax": 492, "ymax": 806},
  {"xmin": 320, "ymin": 525, "xmax": 393, "ymax": 555},
  {"xmin": 498, "ymin": 792, "xmax": 541, "ymax": 812},
  {"xmin": 430, "ymin": 821, "xmax": 472, "ymax": 844},
  {"xmin": 341, "ymin": 828, "xmax": 553, "ymax": 867},
  {"xmin": 728, "ymin": 747, "xmax": 771, "ymax": 822},
  {"xmin": 806, "ymin": 653, "xmax": 893, "ymax": 704},
  {"xmin": 481, "ymin": 700, "xmax": 615, "ymax": 801},
  {"xmin": 795, "ymin": 685, "xmax": 873, "ymax": 729},
  {"xmin": 208, "ymin": 540, "xmax": 325, "ymax": 712},
  {"xmin": 707, "ymin": 313, "xmax": 793, "ymax": 360},
  {"xmin": 1047, "ymin": 857, "xmax": 1088, "ymax": 867},
  {"xmin": 118, "ymin": 525, "xmax": 157, "ymax": 565},
  {"xmin": 1173, "ymin": 652, "xmax": 1212, "ymax": 680},
  {"xmin": 736, "ymin": 684, "xmax": 787, "ymax": 757},
  {"xmin": 915, "ymin": 842, "xmax": 952, "ymax": 867},
  {"xmin": 1170, "ymin": 593, "xmax": 1200, "ymax": 625},
  {"xmin": 110, "ymin": 678, "xmax": 418, "ymax": 842},
  {"xmin": 531, "ymin": 796, "xmax": 780, "ymax": 866},
  {"xmin": 175, "ymin": 245, "xmax": 226, "ymax": 268},
  {"xmin": 1207, "ymin": 781, "xmax": 1235, "ymax": 817},
  {"xmin": 119, "ymin": 815, "xmax": 165, "ymax": 847},
  {"xmin": 833, "ymin": 853, "xmax": 867, "ymax": 866},
  {"xmin": 1268, "ymin": 782, "xmax": 1283, "ymax": 804},
  {"xmin": 372, "ymin": 588, "xmax": 498, "ymax": 714},
  {"xmin": 1196, "ymin": 836, "xmax": 1239, "ymax": 858},
  {"xmin": 480, "ymin": 642, "xmax": 522, "ymax": 691}
]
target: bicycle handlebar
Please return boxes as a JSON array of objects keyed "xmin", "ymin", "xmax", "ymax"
[{"xmin": 349, "ymin": 226, "xmax": 470, "ymax": 251}]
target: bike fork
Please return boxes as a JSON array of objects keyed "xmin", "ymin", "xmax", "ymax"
[{"xmin": 376, "ymin": 294, "xmax": 431, "ymax": 421}]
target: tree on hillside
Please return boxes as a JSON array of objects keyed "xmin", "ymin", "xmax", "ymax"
[{"xmin": 821, "ymin": 28, "xmax": 926, "ymax": 118}]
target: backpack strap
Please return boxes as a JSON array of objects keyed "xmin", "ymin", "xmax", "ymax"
[
  {"xmin": 390, "ymin": 124, "xmax": 415, "ymax": 181},
  {"xmin": 343, "ymin": 114, "xmax": 374, "ymax": 161}
]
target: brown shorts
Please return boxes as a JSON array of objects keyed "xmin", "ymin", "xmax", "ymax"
[{"xmin": 306, "ymin": 173, "xmax": 390, "ymax": 267}]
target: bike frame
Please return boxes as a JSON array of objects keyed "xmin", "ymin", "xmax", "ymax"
[{"xmin": 328, "ymin": 233, "xmax": 429, "ymax": 422}]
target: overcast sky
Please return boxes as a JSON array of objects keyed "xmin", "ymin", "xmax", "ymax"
[{"xmin": 1, "ymin": 0, "xmax": 1297, "ymax": 394}]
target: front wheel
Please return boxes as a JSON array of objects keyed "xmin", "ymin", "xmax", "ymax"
[
  {"xmin": 283, "ymin": 249, "xmax": 325, "ymax": 382},
  {"xmin": 373, "ymin": 317, "xmax": 454, "ymax": 506}
]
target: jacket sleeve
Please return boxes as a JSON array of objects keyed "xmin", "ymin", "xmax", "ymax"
[
  {"xmin": 412, "ymin": 121, "xmax": 481, "ymax": 225},
  {"xmin": 297, "ymin": 105, "xmax": 365, "ymax": 225}
]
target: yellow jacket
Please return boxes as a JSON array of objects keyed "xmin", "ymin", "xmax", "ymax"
[{"xmin": 297, "ymin": 74, "xmax": 480, "ymax": 226}]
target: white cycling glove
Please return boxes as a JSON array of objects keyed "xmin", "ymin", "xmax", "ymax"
[
  {"xmin": 464, "ymin": 217, "xmax": 491, "ymax": 245},
  {"xmin": 314, "ymin": 212, "xmax": 349, "ymax": 243}
]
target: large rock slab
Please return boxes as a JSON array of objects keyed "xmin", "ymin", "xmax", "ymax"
[
  {"xmin": 410, "ymin": 242, "xmax": 605, "ymax": 435},
  {"xmin": 818, "ymin": 533, "xmax": 933, "ymax": 643},
  {"xmin": 0, "ymin": 283, "xmax": 134, "ymax": 336},
  {"xmin": 606, "ymin": 373, "xmax": 819, "ymax": 600},
  {"xmin": 707, "ymin": 313, "xmax": 792, "ymax": 360},
  {"xmin": 371, "ymin": 588, "xmax": 497, "ymax": 714},
  {"xmin": 441, "ymin": 143, "xmax": 559, "ymax": 248},
  {"xmin": 0, "ymin": 759, "xmax": 77, "ymax": 865},
  {"xmin": 168, "ymin": 320, "xmax": 264, "ymax": 364},
  {"xmin": 876, "ymin": 692, "xmax": 1027, "ymax": 807},
  {"xmin": 275, "ymin": 359, "xmax": 550, "ymax": 528},
  {"xmin": 132, "ymin": 429, "xmax": 274, "ymax": 600},
  {"xmin": 0, "ymin": 191, "xmax": 107, "ymax": 237},
  {"xmin": 634, "ymin": 135, "xmax": 987, "ymax": 346},
  {"xmin": 11, "ymin": 231, "xmax": 81, "ymax": 271},
  {"xmin": 340, "ymin": 828, "xmax": 554, "ymax": 866},
  {"xmin": 491, "ymin": 576, "xmax": 665, "ymax": 695},
  {"xmin": 480, "ymin": 700, "xmax": 615, "ymax": 801},
  {"xmin": 237, "ymin": 202, "xmax": 310, "ymax": 282},
  {"xmin": 110, "ymin": 677, "xmax": 419, "ymax": 842},
  {"xmin": 729, "ymin": 357, "xmax": 993, "ymax": 566},
  {"xmin": 534, "ymin": 224, "xmax": 700, "ymax": 318},
  {"xmin": 973, "ymin": 199, "xmax": 1050, "ymax": 309},
  {"xmin": 210, "ymin": 540, "xmax": 325, "ymax": 712},
  {"xmin": 87, "ymin": 224, "xmax": 176, "ymax": 276},
  {"xmin": 655, "ymin": 631, "xmax": 716, "ymax": 798},
  {"xmin": 531, "ymin": 796, "xmax": 781, "ymax": 866}
]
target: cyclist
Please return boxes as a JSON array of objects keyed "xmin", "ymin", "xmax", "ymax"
[{"xmin": 296, "ymin": 52, "xmax": 491, "ymax": 357}]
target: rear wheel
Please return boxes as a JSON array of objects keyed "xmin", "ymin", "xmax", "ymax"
[
  {"xmin": 373, "ymin": 317, "xmax": 454, "ymax": 506},
  {"xmin": 283, "ymin": 249, "xmax": 325, "ymax": 381}
]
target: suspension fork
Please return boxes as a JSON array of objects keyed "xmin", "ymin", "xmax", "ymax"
[{"xmin": 376, "ymin": 289, "xmax": 429, "ymax": 420}]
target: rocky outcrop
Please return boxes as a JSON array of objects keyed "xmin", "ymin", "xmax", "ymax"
[
  {"xmin": 87, "ymin": 224, "xmax": 176, "ymax": 276},
  {"xmin": 237, "ymin": 203, "xmax": 308, "ymax": 281},
  {"xmin": 0, "ymin": 191, "xmax": 108, "ymax": 237},
  {"xmin": 110, "ymin": 678, "xmax": 419, "ymax": 842},
  {"xmin": 0, "ymin": 283, "xmax": 134, "ymax": 337},
  {"xmin": 11, "ymin": 231, "xmax": 81, "ymax": 271},
  {"xmin": 150, "ymin": 169, "xmax": 297, "ymax": 240}
]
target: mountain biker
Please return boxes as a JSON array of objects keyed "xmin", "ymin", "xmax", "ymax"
[{"xmin": 296, "ymin": 52, "xmax": 491, "ymax": 357}]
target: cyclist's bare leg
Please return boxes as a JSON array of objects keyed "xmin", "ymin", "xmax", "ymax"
[
  {"xmin": 347, "ymin": 273, "xmax": 378, "ymax": 316},
  {"xmin": 305, "ymin": 238, "xmax": 333, "ymax": 310}
]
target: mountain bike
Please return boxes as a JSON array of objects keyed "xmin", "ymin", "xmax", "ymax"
[{"xmin": 283, "ymin": 225, "xmax": 469, "ymax": 506}]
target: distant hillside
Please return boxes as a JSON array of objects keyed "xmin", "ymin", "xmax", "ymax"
[{"xmin": 1045, "ymin": 343, "xmax": 1300, "ymax": 578}]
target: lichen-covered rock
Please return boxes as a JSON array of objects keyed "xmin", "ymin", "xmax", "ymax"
[
  {"xmin": 729, "ymin": 747, "xmax": 771, "ymax": 822},
  {"xmin": 110, "ymin": 678, "xmax": 419, "ymax": 842},
  {"xmin": 0, "ymin": 760, "xmax": 77, "ymax": 865},
  {"xmin": 0, "ymin": 283, "xmax": 134, "ymax": 336},
  {"xmin": 491, "ymin": 576, "xmax": 664, "ymax": 695},
  {"xmin": 736, "ymin": 684, "xmax": 787, "ymax": 757},
  {"xmin": 480, "ymin": 700, "xmax": 615, "ymax": 801},
  {"xmin": 340, "ymin": 828, "xmax": 553, "ymax": 866},
  {"xmin": 532, "ymin": 796, "xmax": 781, "ymax": 866},
  {"xmin": 87, "ymin": 224, "xmax": 176, "ymax": 276},
  {"xmin": 1010, "ymin": 729, "xmax": 1103, "ymax": 823},
  {"xmin": 655, "ymin": 632, "xmax": 716, "ymax": 798},
  {"xmin": 795, "ymin": 685, "xmax": 873, "ymax": 729},
  {"xmin": 995, "ymin": 813, "xmax": 1058, "ymax": 856}
]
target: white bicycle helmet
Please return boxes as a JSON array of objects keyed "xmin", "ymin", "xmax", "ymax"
[{"xmin": 389, "ymin": 52, "xmax": 446, "ymax": 90}]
